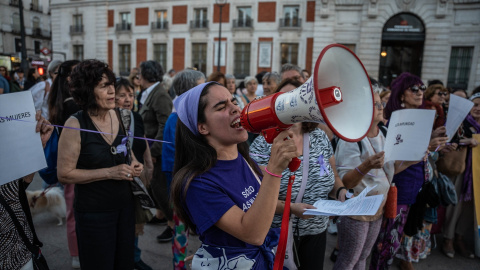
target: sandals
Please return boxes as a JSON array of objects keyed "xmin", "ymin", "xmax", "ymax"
[{"xmin": 442, "ymin": 239, "xmax": 455, "ymax": 258}]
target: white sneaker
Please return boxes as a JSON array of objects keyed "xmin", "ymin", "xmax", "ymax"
[
  {"xmin": 72, "ymin": 256, "xmax": 80, "ymax": 269},
  {"xmin": 327, "ymin": 219, "xmax": 337, "ymax": 235}
]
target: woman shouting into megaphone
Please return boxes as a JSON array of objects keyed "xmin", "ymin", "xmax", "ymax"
[{"xmin": 170, "ymin": 82, "xmax": 299, "ymax": 269}]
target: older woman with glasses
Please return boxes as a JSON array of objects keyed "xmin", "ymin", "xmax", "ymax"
[
  {"xmin": 262, "ymin": 72, "xmax": 281, "ymax": 96},
  {"xmin": 424, "ymin": 84, "xmax": 448, "ymax": 129},
  {"xmin": 225, "ymin": 74, "xmax": 247, "ymax": 109},
  {"xmin": 370, "ymin": 72, "xmax": 449, "ymax": 270}
]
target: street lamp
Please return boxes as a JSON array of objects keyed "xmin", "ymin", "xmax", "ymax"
[{"xmin": 216, "ymin": 0, "xmax": 227, "ymax": 72}]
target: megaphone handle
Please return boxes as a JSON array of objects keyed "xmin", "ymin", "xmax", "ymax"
[{"xmin": 273, "ymin": 173, "xmax": 295, "ymax": 270}]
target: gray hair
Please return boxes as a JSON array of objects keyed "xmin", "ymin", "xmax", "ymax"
[
  {"xmin": 172, "ymin": 69, "xmax": 206, "ymax": 96},
  {"xmin": 280, "ymin": 63, "xmax": 304, "ymax": 80},
  {"xmin": 244, "ymin": 76, "xmax": 257, "ymax": 86},
  {"xmin": 47, "ymin": 59, "xmax": 63, "ymax": 78},
  {"xmin": 140, "ymin": 60, "xmax": 164, "ymax": 83},
  {"xmin": 225, "ymin": 74, "xmax": 235, "ymax": 80},
  {"xmin": 262, "ymin": 72, "xmax": 281, "ymax": 85}
]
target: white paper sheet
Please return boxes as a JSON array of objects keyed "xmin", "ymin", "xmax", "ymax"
[
  {"xmin": 0, "ymin": 91, "xmax": 47, "ymax": 185},
  {"xmin": 303, "ymin": 185, "xmax": 384, "ymax": 216},
  {"xmin": 383, "ymin": 109, "xmax": 435, "ymax": 162},
  {"xmin": 445, "ymin": 94, "xmax": 474, "ymax": 142}
]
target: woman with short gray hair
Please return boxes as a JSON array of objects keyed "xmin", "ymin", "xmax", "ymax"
[
  {"xmin": 262, "ymin": 72, "xmax": 281, "ymax": 96},
  {"xmin": 243, "ymin": 76, "xmax": 258, "ymax": 104}
]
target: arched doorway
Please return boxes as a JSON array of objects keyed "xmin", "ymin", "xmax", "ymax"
[{"xmin": 379, "ymin": 13, "xmax": 425, "ymax": 87}]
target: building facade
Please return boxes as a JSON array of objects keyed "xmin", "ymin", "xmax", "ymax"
[
  {"xmin": 50, "ymin": 0, "xmax": 480, "ymax": 90},
  {"xmin": 0, "ymin": 0, "xmax": 52, "ymax": 70}
]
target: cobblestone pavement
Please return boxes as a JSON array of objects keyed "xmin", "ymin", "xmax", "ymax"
[{"xmin": 28, "ymin": 175, "xmax": 479, "ymax": 269}]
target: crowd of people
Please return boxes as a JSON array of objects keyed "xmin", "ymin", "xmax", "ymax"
[{"xmin": 0, "ymin": 58, "xmax": 479, "ymax": 270}]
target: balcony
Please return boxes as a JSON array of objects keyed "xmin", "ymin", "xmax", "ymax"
[
  {"xmin": 151, "ymin": 21, "xmax": 168, "ymax": 31},
  {"xmin": 279, "ymin": 18, "xmax": 302, "ymax": 29},
  {"xmin": 232, "ymin": 18, "xmax": 253, "ymax": 29},
  {"xmin": 190, "ymin": 20, "xmax": 209, "ymax": 30},
  {"xmin": 116, "ymin": 23, "xmax": 131, "ymax": 32},
  {"xmin": 30, "ymin": 3, "xmax": 42, "ymax": 13},
  {"xmin": 70, "ymin": 25, "xmax": 84, "ymax": 35},
  {"xmin": 9, "ymin": 0, "xmax": 19, "ymax": 6},
  {"xmin": 11, "ymin": 27, "xmax": 21, "ymax": 34},
  {"xmin": 32, "ymin": 28, "xmax": 42, "ymax": 37}
]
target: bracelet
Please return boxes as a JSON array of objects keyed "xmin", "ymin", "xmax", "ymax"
[
  {"xmin": 336, "ymin": 187, "xmax": 347, "ymax": 200},
  {"xmin": 265, "ymin": 167, "xmax": 282, "ymax": 178},
  {"xmin": 355, "ymin": 167, "xmax": 365, "ymax": 176}
]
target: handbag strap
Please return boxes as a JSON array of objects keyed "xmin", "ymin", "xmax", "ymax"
[
  {"xmin": 129, "ymin": 111, "xmax": 135, "ymax": 148},
  {"xmin": 0, "ymin": 183, "xmax": 41, "ymax": 256},
  {"xmin": 295, "ymin": 132, "xmax": 309, "ymax": 204},
  {"xmin": 115, "ymin": 108, "xmax": 132, "ymax": 165}
]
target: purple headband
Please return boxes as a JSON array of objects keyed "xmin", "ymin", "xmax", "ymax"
[{"xmin": 174, "ymin": 81, "xmax": 221, "ymax": 136}]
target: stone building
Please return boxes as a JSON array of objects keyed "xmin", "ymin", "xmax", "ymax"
[
  {"xmin": 50, "ymin": 0, "xmax": 480, "ymax": 90},
  {"xmin": 0, "ymin": 0, "xmax": 52, "ymax": 70}
]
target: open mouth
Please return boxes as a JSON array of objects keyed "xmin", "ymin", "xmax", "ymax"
[{"xmin": 230, "ymin": 118, "xmax": 242, "ymax": 129}]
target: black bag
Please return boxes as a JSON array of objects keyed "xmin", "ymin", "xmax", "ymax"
[
  {"xmin": 404, "ymin": 180, "xmax": 440, "ymax": 236},
  {"xmin": 0, "ymin": 182, "xmax": 50, "ymax": 270},
  {"xmin": 430, "ymin": 156, "xmax": 458, "ymax": 206}
]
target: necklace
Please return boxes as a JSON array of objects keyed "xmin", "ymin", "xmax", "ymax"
[{"xmin": 91, "ymin": 111, "xmax": 116, "ymax": 154}]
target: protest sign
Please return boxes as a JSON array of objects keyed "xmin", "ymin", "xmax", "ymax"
[
  {"xmin": 0, "ymin": 91, "xmax": 47, "ymax": 185},
  {"xmin": 445, "ymin": 94, "xmax": 474, "ymax": 141},
  {"xmin": 383, "ymin": 109, "xmax": 435, "ymax": 162}
]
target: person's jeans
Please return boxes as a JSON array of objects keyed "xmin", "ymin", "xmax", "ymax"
[
  {"xmin": 75, "ymin": 204, "xmax": 135, "ymax": 270},
  {"xmin": 134, "ymin": 236, "xmax": 141, "ymax": 263}
]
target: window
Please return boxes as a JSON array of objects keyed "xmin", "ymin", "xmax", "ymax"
[
  {"xmin": 192, "ymin": 8, "xmax": 208, "ymax": 28},
  {"xmin": 283, "ymin": 6, "xmax": 300, "ymax": 27},
  {"xmin": 447, "ymin": 47, "xmax": 473, "ymax": 89},
  {"xmin": 281, "ymin": 43, "xmax": 298, "ymax": 66},
  {"xmin": 118, "ymin": 44, "xmax": 131, "ymax": 76},
  {"xmin": 73, "ymin": 45, "xmax": 84, "ymax": 61},
  {"xmin": 12, "ymin": 13, "xmax": 20, "ymax": 33},
  {"xmin": 32, "ymin": 17, "xmax": 41, "ymax": 36},
  {"xmin": 154, "ymin": 10, "xmax": 167, "ymax": 29},
  {"xmin": 34, "ymin": 40, "xmax": 41, "ymax": 54},
  {"xmin": 118, "ymin": 12, "xmax": 131, "ymax": 31},
  {"xmin": 234, "ymin": 43, "xmax": 251, "ymax": 79},
  {"xmin": 15, "ymin": 38, "xmax": 22, "ymax": 52},
  {"xmin": 154, "ymin": 44, "xmax": 167, "ymax": 71},
  {"xmin": 236, "ymin": 7, "xmax": 252, "ymax": 27},
  {"xmin": 192, "ymin": 43, "xmax": 207, "ymax": 74},
  {"xmin": 71, "ymin": 14, "xmax": 83, "ymax": 33}
]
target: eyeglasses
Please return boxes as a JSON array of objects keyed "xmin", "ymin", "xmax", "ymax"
[
  {"xmin": 408, "ymin": 85, "xmax": 427, "ymax": 94},
  {"xmin": 374, "ymin": 102, "xmax": 386, "ymax": 109},
  {"xmin": 437, "ymin": 92, "xmax": 448, "ymax": 97}
]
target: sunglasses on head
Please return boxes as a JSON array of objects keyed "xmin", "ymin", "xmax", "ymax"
[{"xmin": 408, "ymin": 85, "xmax": 427, "ymax": 94}]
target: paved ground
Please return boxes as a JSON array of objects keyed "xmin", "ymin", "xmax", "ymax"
[{"xmin": 28, "ymin": 174, "xmax": 480, "ymax": 269}]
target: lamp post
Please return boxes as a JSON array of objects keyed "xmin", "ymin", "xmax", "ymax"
[{"xmin": 216, "ymin": 0, "xmax": 227, "ymax": 72}]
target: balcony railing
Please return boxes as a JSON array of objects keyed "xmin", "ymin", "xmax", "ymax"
[
  {"xmin": 9, "ymin": 0, "xmax": 19, "ymax": 6},
  {"xmin": 116, "ymin": 23, "xmax": 131, "ymax": 32},
  {"xmin": 190, "ymin": 20, "xmax": 208, "ymax": 29},
  {"xmin": 32, "ymin": 28, "xmax": 42, "ymax": 37},
  {"xmin": 70, "ymin": 25, "xmax": 84, "ymax": 35},
  {"xmin": 12, "ymin": 27, "xmax": 21, "ymax": 34},
  {"xmin": 151, "ymin": 21, "xmax": 169, "ymax": 31},
  {"xmin": 30, "ymin": 3, "xmax": 42, "ymax": 12},
  {"xmin": 232, "ymin": 18, "xmax": 253, "ymax": 29},
  {"xmin": 279, "ymin": 18, "xmax": 302, "ymax": 28}
]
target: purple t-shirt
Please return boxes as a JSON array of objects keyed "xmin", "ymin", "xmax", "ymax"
[{"xmin": 185, "ymin": 154, "xmax": 262, "ymax": 248}]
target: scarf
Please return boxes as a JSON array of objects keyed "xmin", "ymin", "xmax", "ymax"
[{"xmin": 462, "ymin": 114, "xmax": 480, "ymax": 201}]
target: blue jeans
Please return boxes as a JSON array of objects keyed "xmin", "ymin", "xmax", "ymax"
[
  {"xmin": 134, "ymin": 236, "xmax": 141, "ymax": 263},
  {"xmin": 75, "ymin": 204, "xmax": 135, "ymax": 270}
]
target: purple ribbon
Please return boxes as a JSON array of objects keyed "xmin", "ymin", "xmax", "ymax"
[
  {"xmin": 0, "ymin": 116, "xmax": 172, "ymax": 144},
  {"xmin": 317, "ymin": 154, "xmax": 329, "ymax": 177},
  {"xmin": 116, "ymin": 131, "xmax": 131, "ymax": 156}
]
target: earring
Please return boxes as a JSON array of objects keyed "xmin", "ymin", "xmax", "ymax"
[{"xmin": 401, "ymin": 102, "xmax": 405, "ymax": 108}]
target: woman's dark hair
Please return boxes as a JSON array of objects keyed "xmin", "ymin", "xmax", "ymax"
[
  {"xmin": 170, "ymin": 84, "xmax": 262, "ymax": 232},
  {"xmin": 384, "ymin": 72, "xmax": 424, "ymax": 120},
  {"xmin": 207, "ymin": 71, "xmax": 226, "ymax": 87},
  {"xmin": 451, "ymin": 88, "xmax": 468, "ymax": 98},
  {"xmin": 69, "ymin": 59, "xmax": 116, "ymax": 114},
  {"xmin": 48, "ymin": 60, "xmax": 81, "ymax": 125},
  {"xmin": 115, "ymin": 77, "xmax": 134, "ymax": 95}
]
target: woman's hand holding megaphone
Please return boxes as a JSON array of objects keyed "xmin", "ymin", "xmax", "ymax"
[{"xmin": 266, "ymin": 130, "xmax": 298, "ymax": 176}]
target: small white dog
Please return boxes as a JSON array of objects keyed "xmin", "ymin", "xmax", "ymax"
[{"xmin": 26, "ymin": 187, "xmax": 66, "ymax": 226}]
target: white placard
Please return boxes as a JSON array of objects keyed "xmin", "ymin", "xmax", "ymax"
[
  {"xmin": 258, "ymin": 42, "xmax": 271, "ymax": 68},
  {"xmin": 214, "ymin": 41, "xmax": 226, "ymax": 67},
  {"xmin": 0, "ymin": 91, "xmax": 47, "ymax": 185},
  {"xmin": 445, "ymin": 94, "xmax": 474, "ymax": 141},
  {"xmin": 383, "ymin": 109, "xmax": 435, "ymax": 162},
  {"xmin": 303, "ymin": 185, "xmax": 384, "ymax": 216}
]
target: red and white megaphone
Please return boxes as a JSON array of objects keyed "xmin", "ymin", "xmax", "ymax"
[
  {"xmin": 240, "ymin": 44, "xmax": 374, "ymax": 270},
  {"xmin": 240, "ymin": 44, "xmax": 374, "ymax": 143}
]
